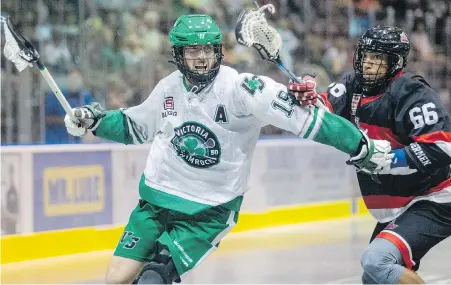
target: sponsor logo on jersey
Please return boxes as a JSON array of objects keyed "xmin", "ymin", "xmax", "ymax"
[
  {"xmin": 164, "ymin": 97, "xmax": 174, "ymax": 110},
  {"xmin": 162, "ymin": 96, "xmax": 177, "ymax": 118},
  {"xmin": 171, "ymin": 122, "xmax": 221, "ymax": 168}
]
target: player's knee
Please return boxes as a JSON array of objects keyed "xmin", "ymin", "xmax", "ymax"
[
  {"xmin": 361, "ymin": 247, "xmax": 391, "ymax": 276},
  {"xmin": 361, "ymin": 238, "xmax": 404, "ymax": 283},
  {"xmin": 361, "ymin": 272, "xmax": 378, "ymax": 284}
]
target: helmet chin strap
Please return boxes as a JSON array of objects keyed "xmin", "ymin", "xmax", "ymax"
[
  {"xmin": 395, "ymin": 56, "xmax": 404, "ymax": 70},
  {"xmin": 184, "ymin": 76, "xmax": 211, "ymax": 97}
]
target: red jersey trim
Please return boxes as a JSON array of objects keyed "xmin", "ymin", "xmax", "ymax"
[
  {"xmin": 377, "ymin": 230, "xmax": 415, "ymax": 269},
  {"xmin": 319, "ymin": 93, "xmax": 334, "ymax": 112},
  {"xmin": 413, "ymin": 131, "xmax": 451, "ymax": 144},
  {"xmin": 359, "ymin": 122, "xmax": 405, "ymax": 149},
  {"xmin": 363, "ymin": 195, "xmax": 415, "ymax": 209},
  {"xmin": 359, "ymin": 70, "xmax": 404, "ymax": 106}
]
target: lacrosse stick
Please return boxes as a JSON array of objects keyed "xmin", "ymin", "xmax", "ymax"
[
  {"xmin": 235, "ymin": 4, "xmax": 299, "ymax": 81},
  {"xmin": 235, "ymin": 4, "xmax": 327, "ymax": 111},
  {"xmin": 1, "ymin": 16, "xmax": 77, "ymax": 122}
]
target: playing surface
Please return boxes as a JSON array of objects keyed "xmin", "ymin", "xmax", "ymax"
[{"xmin": 2, "ymin": 216, "xmax": 450, "ymax": 284}]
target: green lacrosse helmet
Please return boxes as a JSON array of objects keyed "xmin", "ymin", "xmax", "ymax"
[{"xmin": 169, "ymin": 14, "xmax": 224, "ymax": 87}]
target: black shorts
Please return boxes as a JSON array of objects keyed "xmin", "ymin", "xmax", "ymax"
[{"xmin": 369, "ymin": 201, "xmax": 451, "ymax": 271}]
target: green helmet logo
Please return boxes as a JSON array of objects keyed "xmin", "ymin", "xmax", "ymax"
[{"xmin": 169, "ymin": 14, "xmax": 224, "ymax": 87}]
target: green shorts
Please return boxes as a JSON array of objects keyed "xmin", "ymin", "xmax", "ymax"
[{"xmin": 114, "ymin": 199, "xmax": 239, "ymax": 279}]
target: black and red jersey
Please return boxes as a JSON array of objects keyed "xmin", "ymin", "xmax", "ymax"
[{"xmin": 320, "ymin": 71, "xmax": 451, "ymax": 222}]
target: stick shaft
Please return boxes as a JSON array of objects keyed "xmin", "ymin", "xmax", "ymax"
[
  {"xmin": 277, "ymin": 61, "xmax": 300, "ymax": 83},
  {"xmin": 37, "ymin": 61, "xmax": 77, "ymax": 122}
]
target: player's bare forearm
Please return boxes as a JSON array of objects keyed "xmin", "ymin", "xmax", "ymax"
[
  {"xmin": 93, "ymin": 110, "xmax": 134, "ymax": 144},
  {"xmin": 311, "ymin": 110, "xmax": 362, "ymax": 155}
]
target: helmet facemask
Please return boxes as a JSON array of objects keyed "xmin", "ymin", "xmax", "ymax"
[
  {"xmin": 353, "ymin": 26, "xmax": 410, "ymax": 95},
  {"xmin": 353, "ymin": 47, "xmax": 405, "ymax": 95},
  {"xmin": 172, "ymin": 44, "xmax": 223, "ymax": 88},
  {"xmin": 169, "ymin": 14, "xmax": 224, "ymax": 90}
]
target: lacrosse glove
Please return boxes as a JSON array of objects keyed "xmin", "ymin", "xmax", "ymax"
[
  {"xmin": 347, "ymin": 129, "xmax": 394, "ymax": 173},
  {"xmin": 287, "ymin": 74, "xmax": 330, "ymax": 111},
  {"xmin": 64, "ymin": 102, "xmax": 105, "ymax": 137}
]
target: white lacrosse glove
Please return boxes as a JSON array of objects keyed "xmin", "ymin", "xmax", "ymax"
[
  {"xmin": 64, "ymin": 103, "xmax": 105, "ymax": 137},
  {"xmin": 64, "ymin": 115, "xmax": 86, "ymax": 137},
  {"xmin": 360, "ymin": 148, "xmax": 417, "ymax": 175},
  {"xmin": 347, "ymin": 130, "xmax": 394, "ymax": 173}
]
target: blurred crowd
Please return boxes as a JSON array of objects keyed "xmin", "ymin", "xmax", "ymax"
[{"xmin": 1, "ymin": 0, "xmax": 450, "ymax": 144}]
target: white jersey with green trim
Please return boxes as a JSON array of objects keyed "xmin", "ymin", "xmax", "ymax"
[{"xmin": 122, "ymin": 65, "xmax": 324, "ymax": 206}]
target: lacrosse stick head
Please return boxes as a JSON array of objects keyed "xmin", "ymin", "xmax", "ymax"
[
  {"xmin": 1, "ymin": 16, "xmax": 40, "ymax": 71},
  {"xmin": 235, "ymin": 4, "xmax": 282, "ymax": 63}
]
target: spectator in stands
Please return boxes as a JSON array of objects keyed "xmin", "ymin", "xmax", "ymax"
[
  {"xmin": 446, "ymin": 10, "xmax": 451, "ymax": 56},
  {"xmin": 222, "ymin": 32, "xmax": 254, "ymax": 68},
  {"xmin": 122, "ymin": 33, "xmax": 146, "ymax": 70},
  {"xmin": 41, "ymin": 31, "xmax": 73, "ymax": 74},
  {"xmin": 321, "ymin": 37, "xmax": 349, "ymax": 80},
  {"xmin": 105, "ymin": 75, "xmax": 132, "ymax": 109},
  {"xmin": 44, "ymin": 70, "xmax": 94, "ymax": 144},
  {"xmin": 410, "ymin": 19, "xmax": 433, "ymax": 61},
  {"xmin": 101, "ymin": 27, "xmax": 126, "ymax": 73},
  {"xmin": 2, "ymin": 0, "xmax": 450, "ymax": 142},
  {"xmin": 141, "ymin": 11, "xmax": 165, "ymax": 54},
  {"xmin": 430, "ymin": 0, "xmax": 448, "ymax": 47},
  {"xmin": 277, "ymin": 19, "xmax": 300, "ymax": 72}
]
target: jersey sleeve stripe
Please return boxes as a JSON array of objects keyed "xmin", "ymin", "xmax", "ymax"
[
  {"xmin": 297, "ymin": 107, "xmax": 315, "ymax": 138},
  {"xmin": 306, "ymin": 108, "xmax": 325, "ymax": 140},
  {"xmin": 131, "ymin": 120, "xmax": 147, "ymax": 143},
  {"xmin": 430, "ymin": 176, "xmax": 451, "ymax": 194},
  {"xmin": 413, "ymin": 131, "xmax": 451, "ymax": 157},
  {"xmin": 300, "ymin": 107, "xmax": 318, "ymax": 138},
  {"xmin": 125, "ymin": 116, "xmax": 143, "ymax": 144},
  {"xmin": 434, "ymin": 141, "xmax": 451, "ymax": 158},
  {"xmin": 413, "ymin": 131, "xmax": 451, "ymax": 143}
]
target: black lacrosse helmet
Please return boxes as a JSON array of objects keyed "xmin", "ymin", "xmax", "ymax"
[{"xmin": 353, "ymin": 26, "xmax": 410, "ymax": 95}]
